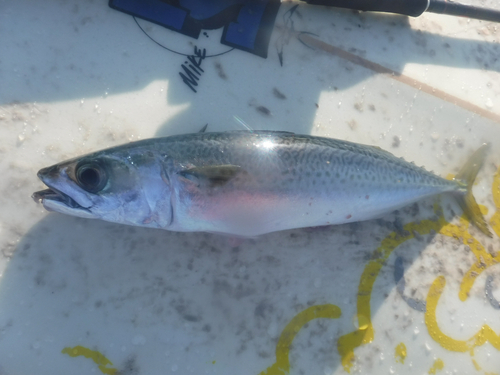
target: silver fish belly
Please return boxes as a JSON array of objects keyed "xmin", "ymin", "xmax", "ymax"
[{"xmin": 33, "ymin": 131, "xmax": 491, "ymax": 237}]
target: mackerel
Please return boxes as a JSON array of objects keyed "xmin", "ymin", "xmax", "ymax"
[{"xmin": 33, "ymin": 131, "xmax": 491, "ymax": 237}]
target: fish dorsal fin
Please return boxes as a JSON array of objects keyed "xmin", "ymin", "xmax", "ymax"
[
  {"xmin": 370, "ymin": 145, "xmax": 392, "ymax": 155},
  {"xmin": 369, "ymin": 144, "xmax": 400, "ymax": 158},
  {"xmin": 179, "ymin": 165, "xmax": 244, "ymax": 187}
]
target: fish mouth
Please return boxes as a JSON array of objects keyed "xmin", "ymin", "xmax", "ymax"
[{"xmin": 32, "ymin": 187, "xmax": 90, "ymax": 212}]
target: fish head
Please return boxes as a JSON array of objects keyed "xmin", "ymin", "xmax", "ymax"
[{"xmin": 33, "ymin": 149, "xmax": 173, "ymax": 228}]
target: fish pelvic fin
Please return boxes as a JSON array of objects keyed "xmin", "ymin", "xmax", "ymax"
[{"xmin": 453, "ymin": 143, "xmax": 492, "ymax": 237}]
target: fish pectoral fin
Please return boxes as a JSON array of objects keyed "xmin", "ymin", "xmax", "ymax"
[{"xmin": 179, "ymin": 165, "xmax": 245, "ymax": 187}]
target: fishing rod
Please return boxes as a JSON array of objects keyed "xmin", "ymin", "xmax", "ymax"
[{"xmin": 300, "ymin": 0, "xmax": 500, "ymax": 23}]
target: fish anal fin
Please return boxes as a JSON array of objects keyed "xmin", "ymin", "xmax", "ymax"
[{"xmin": 179, "ymin": 165, "xmax": 244, "ymax": 188}]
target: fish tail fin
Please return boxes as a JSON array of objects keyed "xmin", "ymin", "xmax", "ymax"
[{"xmin": 453, "ymin": 143, "xmax": 492, "ymax": 237}]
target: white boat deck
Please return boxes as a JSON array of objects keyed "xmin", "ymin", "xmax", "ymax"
[{"xmin": 0, "ymin": 1, "xmax": 499, "ymax": 374}]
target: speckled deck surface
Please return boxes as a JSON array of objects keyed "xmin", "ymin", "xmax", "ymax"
[{"xmin": 0, "ymin": 1, "xmax": 499, "ymax": 374}]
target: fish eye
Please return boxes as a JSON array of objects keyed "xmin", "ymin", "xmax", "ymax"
[{"xmin": 75, "ymin": 162, "xmax": 107, "ymax": 193}]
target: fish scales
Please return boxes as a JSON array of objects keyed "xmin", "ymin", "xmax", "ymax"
[
  {"xmin": 160, "ymin": 131, "xmax": 451, "ymax": 194},
  {"xmin": 33, "ymin": 131, "xmax": 491, "ymax": 237},
  {"xmin": 167, "ymin": 133, "xmax": 444, "ymax": 236}
]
